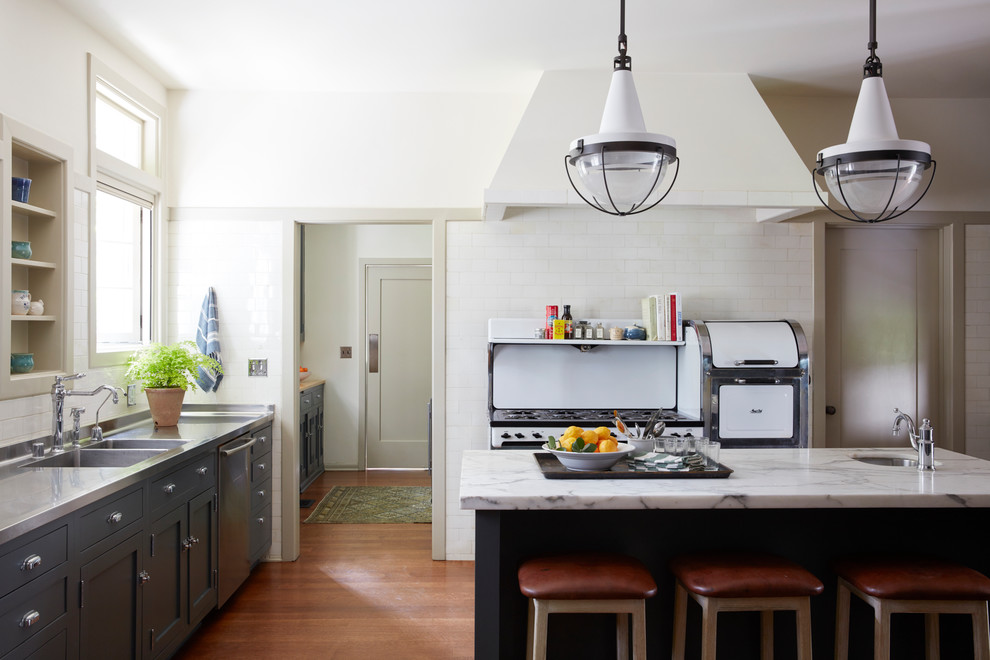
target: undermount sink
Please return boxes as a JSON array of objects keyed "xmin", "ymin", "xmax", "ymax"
[
  {"xmin": 854, "ymin": 456, "xmax": 919, "ymax": 467},
  {"xmin": 85, "ymin": 438, "xmax": 188, "ymax": 450},
  {"xmin": 22, "ymin": 448, "xmax": 167, "ymax": 469}
]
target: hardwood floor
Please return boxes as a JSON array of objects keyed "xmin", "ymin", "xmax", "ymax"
[{"xmin": 173, "ymin": 470, "xmax": 474, "ymax": 659}]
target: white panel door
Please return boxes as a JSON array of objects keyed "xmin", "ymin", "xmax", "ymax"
[
  {"xmin": 366, "ymin": 264, "xmax": 432, "ymax": 469},
  {"xmin": 825, "ymin": 227, "xmax": 940, "ymax": 448}
]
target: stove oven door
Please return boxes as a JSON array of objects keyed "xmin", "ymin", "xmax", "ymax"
[{"xmin": 711, "ymin": 377, "xmax": 806, "ymax": 448}]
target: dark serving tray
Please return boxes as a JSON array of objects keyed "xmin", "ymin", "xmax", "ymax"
[{"xmin": 534, "ymin": 453, "xmax": 733, "ymax": 479}]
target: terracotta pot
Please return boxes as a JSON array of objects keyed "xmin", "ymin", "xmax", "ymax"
[{"xmin": 144, "ymin": 388, "xmax": 186, "ymax": 427}]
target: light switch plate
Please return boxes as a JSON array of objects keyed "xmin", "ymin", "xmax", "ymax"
[
  {"xmin": 126, "ymin": 384, "xmax": 137, "ymax": 406},
  {"xmin": 340, "ymin": 346, "xmax": 352, "ymax": 359},
  {"xmin": 248, "ymin": 359, "xmax": 268, "ymax": 376}
]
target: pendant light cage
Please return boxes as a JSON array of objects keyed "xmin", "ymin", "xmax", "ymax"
[
  {"xmin": 565, "ymin": 0, "xmax": 679, "ymax": 217},
  {"xmin": 813, "ymin": 0, "xmax": 935, "ymax": 223}
]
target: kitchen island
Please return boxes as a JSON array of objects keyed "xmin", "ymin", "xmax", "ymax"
[{"xmin": 461, "ymin": 448, "xmax": 990, "ymax": 659}]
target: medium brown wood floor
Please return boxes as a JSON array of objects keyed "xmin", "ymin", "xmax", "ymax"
[{"xmin": 173, "ymin": 470, "xmax": 474, "ymax": 659}]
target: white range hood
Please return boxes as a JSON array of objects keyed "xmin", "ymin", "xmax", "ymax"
[{"xmin": 484, "ymin": 71, "xmax": 822, "ymax": 222}]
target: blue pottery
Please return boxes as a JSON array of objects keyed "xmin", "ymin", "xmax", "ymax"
[
  {"xmin": 10, "ymin": 353, "xmax": 34, "ymax": 374},
  {"xmin": 624, "ymin": 325, "xmax": 647, "ymax": 341},
  {"xmin": 11, "ymin": 177, "xmax": 31, "ymax": 203},
  {"xmin": 11, "ymin": 241, "xmax": 31, "ymax": 259}
]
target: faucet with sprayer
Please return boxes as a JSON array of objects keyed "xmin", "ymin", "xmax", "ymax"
[{"xmin": 891, "ymin": 408, "xmax": 935, "ymax": 471}]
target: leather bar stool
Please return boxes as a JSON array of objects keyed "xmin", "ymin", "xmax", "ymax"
[
  {"xmin": 669, "ymin": 551, "xmax": 824, "ymax": 660},
  {"xmin": 833, "ymin": 555, "xmax": 990, "ymax": 660},
  {"xmin": 517, "ymin": 553, "xmax": 658, "ymax": 660}
]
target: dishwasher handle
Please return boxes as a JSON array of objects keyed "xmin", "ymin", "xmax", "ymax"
[{"xmin": 220, "ymin": 437, "xmax": 257, "ymax": 456}]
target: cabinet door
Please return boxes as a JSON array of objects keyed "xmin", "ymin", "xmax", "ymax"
[
  {"xmin": 79, "ymin": 531, "xmax": 143, "ymax": 660},
  {"xmin": 144, "ymin": 505, "xmax": 186, "ymax": 657},
  {"xmin": 299, "ymin": 414, "xmax": 309, "ymax": 488},
  {"xmin": 187, "ymin": 489, "xmax": 217, "ymax": 624}
]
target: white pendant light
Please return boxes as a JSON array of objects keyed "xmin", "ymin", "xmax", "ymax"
[
  {"xmin": 813, "ymin": 0, "xmax": 935, "ymax": 223},
  {"xmin": 565, "ymin": 0, "xmax": 679, "ymax": 216}
]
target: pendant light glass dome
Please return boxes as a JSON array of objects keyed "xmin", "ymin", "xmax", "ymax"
[
  {"xmin": 813, "ymin": 0, "xmax": 935, "ymax": 223},
  {"xmin": 565, "ymin": 0, "xmax": 679, "ymax": 216}
]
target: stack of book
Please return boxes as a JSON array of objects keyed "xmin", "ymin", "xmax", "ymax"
[{"xmin": 641, "ymin": 293, "xmax": 683, "ymax": 341}]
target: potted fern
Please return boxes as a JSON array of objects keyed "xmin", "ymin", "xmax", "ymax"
[{"xmin": 125, "ymin": 341, "xmax": 223, "ymax": 426}]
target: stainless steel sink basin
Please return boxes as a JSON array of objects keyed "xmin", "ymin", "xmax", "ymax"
[
  {"xmin": 22, "ymin": 448, "xmax": 167, "ymax": 468},
  {"xmin": 178, "ymin": 414, "xmax": 259, "ymax": 424},
  {"xmin": 85, "ymin": 438, "xmax": 188, "ymax": 450},
  {"xmin": 854, "ymin": 456, "xmax": 919, "ymax": 467}
]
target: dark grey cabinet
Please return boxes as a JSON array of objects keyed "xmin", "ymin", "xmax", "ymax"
[
  {"xmin": 79, "ymin": 530, "xmax": 143, "ymax": 660},
  {"xmin": 299, "ymin": 384, "xmax": 324, "ymax": 492},
  {"xmin": 249, "ymin": 425, "xmax": 273, "ymax": 565}
]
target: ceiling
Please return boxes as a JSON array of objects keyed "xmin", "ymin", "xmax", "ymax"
[{"xmin": 54, "ymin": 0, "xmax": 990, "ymax": 98}]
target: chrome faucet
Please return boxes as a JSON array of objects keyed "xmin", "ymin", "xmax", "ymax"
[
  {"xmin": 892, "ymin": 408, "xmax": 935, "ymax": 471},
  {"xmin": 50, "ymin": 374, "xmax": 121, "ymax": 453}
]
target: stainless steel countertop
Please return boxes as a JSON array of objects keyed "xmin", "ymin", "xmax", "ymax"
[{"xmin": 0, "ymin": 404, "xmax": 275, "ymax": 545}]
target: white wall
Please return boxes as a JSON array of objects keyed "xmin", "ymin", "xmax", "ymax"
[{"xmin": 301, "ymin": 223, "xmax": 432, "ymax": 468}]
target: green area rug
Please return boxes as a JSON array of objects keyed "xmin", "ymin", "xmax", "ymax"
[{"xmin": 304, "ymin": 486, "xmax": 432, "ymax": 524}]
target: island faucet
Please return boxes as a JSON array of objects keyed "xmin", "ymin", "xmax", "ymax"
[
  {"xmin": 892, "ymin": 408, "xmax": 935, "ymax": 471},
  {"xmin": 50, "ymin": 374, "xmax": 121, "ymax": 453}
]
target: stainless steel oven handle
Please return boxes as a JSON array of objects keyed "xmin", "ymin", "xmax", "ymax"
[
  {"xmin": 733, "ymin": 378, "xmax": 781, "ymax": 384},
  {"xmin": 220, "ymin": 437, "xmax": 257, "ymax": 456},
  {"xmin": 734, "ymin": 359, "xmax": 778, "ymax": 366}
]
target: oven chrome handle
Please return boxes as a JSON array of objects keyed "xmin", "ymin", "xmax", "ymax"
[
  {"xmin": 733, "ymin": 378, "xmax": 781, "ymax": 384},
  {"xmin": 734, "ymin": 359, "xmax": 778, "ymax": 366}
]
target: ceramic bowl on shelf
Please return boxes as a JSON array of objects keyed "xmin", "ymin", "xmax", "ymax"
[
  {"xmin": 10, "ymin": 353, "xmax": 34, "ymax": 374},
  {"xmin": 11, "ymin": 290, "xmax": 30, "ymax": 315},
  {"xmin": 11, "ymin": 177, "xmax": 31, "ymax": 203},
  {"xmin": 11, "ymin": 241, "xmax": 31, "ymax": 259},
  {"xmin": 542, "ymin": 443, "xmax": 635, "ymax": 471},
  {"xmin": 299, "ymin": 367, "xmax": 309, "ymax": 381}
]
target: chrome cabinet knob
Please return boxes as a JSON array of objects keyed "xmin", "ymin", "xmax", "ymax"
[
  {"xmin": 163, "ymin": 483, "xmax": 176, "ymax": 494},
  {"xmin": 20, "ymin": 554, "xmax": 42, "ymax": 571},
  {"xmin": 196, "ymin": 466, "xmax": 208, "ymax": 476},
  {"xmin": 19, "ymin": 610, "xmax": 40, "ymax": 628},
  {"xmin": 138, "ymin": 570, "xmax": 151, "ymax": 584},
  {"xmin": 107, "ymin": 511, "xmax": 123, "ymax": 524}
]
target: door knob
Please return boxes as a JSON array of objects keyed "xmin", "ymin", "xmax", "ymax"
[{"xmin": 825, "ymin": 405, "xmax": 837, "ymax": 415}]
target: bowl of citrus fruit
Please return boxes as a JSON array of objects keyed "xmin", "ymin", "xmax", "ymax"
[{"xmin": 543, "ymin": 425, "xmax": 635, "ymax": 471}]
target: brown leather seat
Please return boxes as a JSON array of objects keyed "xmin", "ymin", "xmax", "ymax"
[
  {"xmin": 833, "ymin": 555, "xmax": 990, "ymax": 660},
  {"xmin": 670, "ymin": 550, "xmax": 825, "ymax": 598},
  {"xmin": 518, "ymin": 553, "xmax": 658, "ymax": 600},
  {"xmin": 834, "ymin": 555, "xmax": 990, "ymax": 601},
  {"xmin": 517, "ymin": 553, "xmax": 657, "ymax": 660},
  {"xmin": 669, "ymin": 551, "xmax": 822, "ymax": 660}
]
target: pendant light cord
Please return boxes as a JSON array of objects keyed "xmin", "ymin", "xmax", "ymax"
[
  {"xmin": 614, "ymin": 0, "xmax": 631, "ymax": 71},
  {"xmin": 864, "ymin": 0, "xmax": 882, "ymax": 78}
]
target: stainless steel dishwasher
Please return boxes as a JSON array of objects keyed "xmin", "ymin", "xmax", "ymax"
[{"xmin": 218, "ymin": 434, "xmax": 256, "ymax": 607}]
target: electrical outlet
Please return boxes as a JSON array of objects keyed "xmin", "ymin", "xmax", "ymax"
[
  {"xmin": 126, "ymin": 384, "xmax": 137, "ymax": 406},
  {"xmin": 340, "ymin": 346, "xmax": 352, "ymax": 359},
  {"xmin": 248, "ymin": 359, "xmax": 268, "ymax": 376}
]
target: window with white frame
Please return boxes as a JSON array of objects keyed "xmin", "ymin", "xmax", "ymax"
[{"xmin": 88, "ymin": 56, "xmax": 165, "ymax": 366}]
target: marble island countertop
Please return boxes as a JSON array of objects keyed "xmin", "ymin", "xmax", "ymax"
[
  {"xmin": 460, "ymin": 447, "xmax": 990, "ymax": 511},
  {"xmin": 0, "ymin": 405, "xmax": 274, "ymax": 544}
]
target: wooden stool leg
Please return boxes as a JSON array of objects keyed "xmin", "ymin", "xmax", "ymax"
[
  {"xmin": 974, "ymin": 601, "xmax": 990, "ymax": 660},
  {"xmin": 531, "ymin": 598, "xmax": 549, "ymax": 660},
  {"xmin": 760, "ymin": 610, "xmax": 774, "ymax": 660},
  {"xmin": 700, "ymin": 595, "xmax": 718, "ymax": 660},
  {"xmin": 874, "ymin": 599, "xmax": 891, "ymax": 660},
  {"xmin": 796, "ymin": 598, "xmax": 813, "ymax": 660},
  {"xmin": 631, "ymin": 599, "xmax": 647, "ymax": 660},
  {"xmin": 925, "ymin": 612, "xmax": 940, "ymax": 660},
  {"xmin": 835, "ymin": 580, "xmax": 851, "ymax": 660},
  {"xmin": 526, "ymin": 598, "xmax": 536, "ymax": 660},
  {"xmin": 616, "ymin": 612, "xmax": 630, "ymax": 660},
  {"xmin": 672, "ymin": 581, "xmax": 688, "ymax": 660}
]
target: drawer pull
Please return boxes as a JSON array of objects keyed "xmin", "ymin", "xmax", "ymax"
[
  {"xmin": 256, "ymin": 517, "xmax": 265, "ymax": 525},
  {"xmin": 257, "ymin": 490, "xmax": 266, "ymax": 498},
  {"xmin": 20, "ymin": 554, "xmax": 42, "ymax": 571},
  {"xmin": 19, "ymin": 610, "xmax": 40, "ymax": 628},
  {"xmin": 196, "ymin": 466, "xmax": 208, "ymax": 476},
  {"xmin": 138, "ymin": 570, "xmax": 151, "ymax": 585},
  {"xmin": 256, "ymin": 463, "xmax": 267, "ymax": 472},
  {"xmin": 107, "ymin": 511, "xmax": 123, "ymax": 524},
  {"xmin": 182, "ymin": 536, "xmax": 200, "ymax": 550},
  {"xmin": 163, "ymin": 483, "xmax": 177, "ymax": 494},
  {"xmin": 256, "ymin": 435, "xmax": 267, "ymax": 444}
]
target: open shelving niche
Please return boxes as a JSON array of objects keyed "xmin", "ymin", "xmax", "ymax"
[{"xmin": 1, "ymin": 114, "xmax": 73, "ymax": 399}]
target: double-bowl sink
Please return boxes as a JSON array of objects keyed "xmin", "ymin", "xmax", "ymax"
[{"xmin": 21, "ymin": 438, "xmax": 189, "ymax": 469}]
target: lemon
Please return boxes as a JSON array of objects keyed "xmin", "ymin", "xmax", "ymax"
[{"xmin": 594, "ymin": 426, "xmax": 612, "ymax": 440}]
